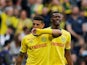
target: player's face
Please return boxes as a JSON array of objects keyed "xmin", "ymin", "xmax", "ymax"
[
  {"xmin": 51, "ymin": 13, "xmax": 63, "ymax": 26},
  {"xmin": 33, "ymin": 20, "xmax": 45, "ymax": 29}
]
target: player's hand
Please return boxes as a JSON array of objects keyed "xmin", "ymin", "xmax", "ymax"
[
  {"xmin": 31, "ymin": 28, "xmax": 37, "ymax": 35},
  {"xmin": 31, "ymin": 28, "xmax": 39, "ymax": 36}
]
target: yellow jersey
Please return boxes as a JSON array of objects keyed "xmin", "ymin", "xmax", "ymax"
[
  {"xmin": 50, "ymin": 29, "xmax": 71, "ymax": 65},
  {"xmin": 0, "ymin": 13, "xmax": 18, "ymax": 35},
  {"xmin": 20, "ymin": 33, "xmax": 51, "ymax": 65}
]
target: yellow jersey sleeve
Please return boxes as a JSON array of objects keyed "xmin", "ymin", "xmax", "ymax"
[
  {"xmin": 36, "ymin": 28, "xmax": 52, "ymax": 35},
  {"xmin": 36, "ymin": 28, "xmax": 53, "ymax": 40},
  {"xmin": 65, "ymin": 32, "xmax": 71, "ymax": 50},
  {"xmin": 20, "ymin": 37, "xmax": 27, "ymax": 53}
]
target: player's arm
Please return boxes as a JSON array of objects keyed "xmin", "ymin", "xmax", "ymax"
[
  {"xmin": 15, "ymin": 52, "xmax": 26, "ymax": 65},
  {"xmin": 65, "ymin": 49, "xmax": 73, "ymax": 65},
  {"xmin": 52, "ymin": 29, "xmax": 62, "ymax": 37},
  {"xmin": 32, "ymin": 28, "xmax": 62, "ymax": 37},
  {"xmin": 15, "ymin": 37, "xmax": 27, "ymax": 65},
  {"xmin": 65, "ymin": 33, "xmax": 73, "ymax": 65}
]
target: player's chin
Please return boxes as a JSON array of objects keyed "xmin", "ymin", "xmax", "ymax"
[{"xmin": 55, "ymin": 22, "xmax": 59, "ymax": 25}]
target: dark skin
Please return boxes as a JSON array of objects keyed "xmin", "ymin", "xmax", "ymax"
[
  {"xmin": 51, "ymin": 12, "xmax": 73, "ymax": 65},
  {"xmin": 51, "ymin": 13, "xmax": 62, "ymax": 38},
  {"xmin": 65, "ymin": 49, "xmax": 73, "ymax": 65},
  {"xmin": 51, "ymin": 13, "xmax": 62, "ymax": 29}
]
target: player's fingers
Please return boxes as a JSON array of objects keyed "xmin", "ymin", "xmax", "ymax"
[
  {"xmin": 31, "ymin": 28, "xmax": 38, "ymax": 36},
  {"xmin": 31, "ymin": 28, "xmax": 36, "ymax": 33}
]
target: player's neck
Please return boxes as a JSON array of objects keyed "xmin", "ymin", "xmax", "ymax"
[{"xmin": 51, "ymin": 24, "xmax": 60, "ymax": 29}]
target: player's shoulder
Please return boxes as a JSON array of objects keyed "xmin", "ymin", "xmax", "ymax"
[
  {"xmin": 23, "ymin": 33, "xmax": 33, "ymax": 40},
  {"xmin": 62, "ymin": 29, "xmax": 71, "ymax": 36}
]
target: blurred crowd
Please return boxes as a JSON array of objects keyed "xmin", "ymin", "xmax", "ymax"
[{"xmin": 0, "ymin": 0, "xmax": 87, "ymax": 65}]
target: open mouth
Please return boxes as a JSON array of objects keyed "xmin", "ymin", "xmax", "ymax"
[{"xmin": 55, "ymin": 21, "xmax": 60, "ymax": 25}]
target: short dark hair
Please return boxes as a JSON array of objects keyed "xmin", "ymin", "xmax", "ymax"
[{"xmin": 33, "ymin": 15, "xmax": 44, "ymax": 23}]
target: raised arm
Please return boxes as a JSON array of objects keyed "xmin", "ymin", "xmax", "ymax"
[{"xmin": 32, "ymin": 28, "xmax": 62, "ymax": 37}]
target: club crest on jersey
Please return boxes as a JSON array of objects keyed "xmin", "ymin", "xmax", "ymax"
[
  {"xmin": 61, "ymin": 37, "xmax": 66, "ymax": 42},
  {"xmin": 41, "ymin": 37, "xmax": 47, "ymax": 42}
]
